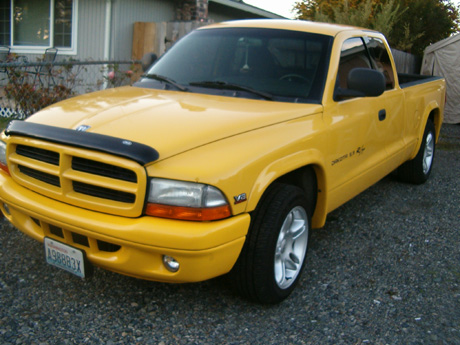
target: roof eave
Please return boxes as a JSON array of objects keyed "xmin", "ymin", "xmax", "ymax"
[{"xmin": 209, "ymin": 0, "xmax": 286, "ymax": 19}]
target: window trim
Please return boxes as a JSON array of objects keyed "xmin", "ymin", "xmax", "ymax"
[
  {"xmin": 334, "ymin": 35, "xmax": 395, "ymax": 102},
  {"xmin": 8, "ymin": 0, "xmax": 78, "ymax": 55},
  {"xmin": 364, "ymin": 36, "xmax": 395, "ymax": 90}
]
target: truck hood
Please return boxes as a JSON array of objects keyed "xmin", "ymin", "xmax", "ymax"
[{"xmin": 28, "ymin": 86, "xmax": 323, "ymax": 162}]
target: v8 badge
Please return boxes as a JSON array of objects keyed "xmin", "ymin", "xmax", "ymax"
[{"xmin": 234, "ymin": 193, "xmax": 247, "ymax": 204}]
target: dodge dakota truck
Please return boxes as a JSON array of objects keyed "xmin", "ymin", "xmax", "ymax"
[{"xmin": 0, "ymin": 20, "xmax": 445, "ymax": 303}]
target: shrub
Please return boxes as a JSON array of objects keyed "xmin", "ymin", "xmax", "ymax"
[
  {"xmin": 102, "ymin": 63, "xmax": 140, "ymax": 88},
  {"xmin": 4, "ymin": 61, "xmax": 79, "ymax": 118}
]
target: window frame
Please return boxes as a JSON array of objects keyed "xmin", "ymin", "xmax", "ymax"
[
  {"xmin": 6, "ymin": 0, "xmax": 78, "ymax": 55},
  {"xmin": 334, "ymin": 35, "xmax": 395, "ymax": 101},
  {"xmin": 363, "ymin": 36, "xmax": 395, "ymax": 90},
  {"xmin": 144, "ymin": 27, "xmax": 333, "ymax": 104},
  {"xmin": 336, "ymin": 37, "xmax": 373, "ymax": 91}
]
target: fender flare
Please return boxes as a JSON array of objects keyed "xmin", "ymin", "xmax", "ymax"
[
  {"xmin": 412, "ymin": 101, "xmax": 442, "ymax": 158},
  {"xmin": 246, "ymin": 149, "xmax": 329, "ymax": 229},
  {"xmin": 411, "ymin": 101, "xmax": 441, "ymax": 159}
]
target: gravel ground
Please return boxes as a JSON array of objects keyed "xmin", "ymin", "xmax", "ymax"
[{"xmin": 1, "ymin": 124, "xmax": 459, "ymax": 345}]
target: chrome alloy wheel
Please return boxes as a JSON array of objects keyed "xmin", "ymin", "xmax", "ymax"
[
  {"xmin": 423, "ymin": 131, "xmax": 434, "ymax": 175},
  {"xmin": 274, "ymin": 206, "xmax": 309, "ymax": 289}
]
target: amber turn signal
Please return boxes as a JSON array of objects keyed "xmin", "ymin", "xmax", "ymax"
[{"xmin": 145, "ymin": 203, "xmax": 231, "ymax": 221}]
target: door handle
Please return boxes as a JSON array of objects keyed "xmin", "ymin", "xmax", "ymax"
[{"xmin": 378, "ymin": 109, "xmax": 386, "ymax": 121}]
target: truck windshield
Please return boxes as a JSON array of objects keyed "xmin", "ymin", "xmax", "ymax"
[{"xmin": 136, "ymin": 27, "xmax": 332, "ymax": 103}]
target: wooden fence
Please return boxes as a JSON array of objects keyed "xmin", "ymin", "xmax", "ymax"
[
  {"xmin": 132, "ymin": 21, "xmax": 212, "ymax": 60},
  {"xmin": 391, "ymin": 49, "xmax": 421, "ymax": 74}
]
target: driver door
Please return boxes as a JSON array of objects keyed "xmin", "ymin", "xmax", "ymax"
[{"xmin": 325, "ymin": 37, "xmax": 389, "ymax": 211}]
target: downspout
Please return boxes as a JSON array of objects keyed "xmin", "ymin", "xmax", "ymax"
[{"xmin": 103, "ymin": 0, "xmax": 113, "ymax": 88}]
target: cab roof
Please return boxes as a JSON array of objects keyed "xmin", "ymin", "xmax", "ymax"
[{"xmin": 199, "ymin": 19, "xmax": 371, "ymax": 37}]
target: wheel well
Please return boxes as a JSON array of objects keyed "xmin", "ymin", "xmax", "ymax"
[
  {"xmin": 429, "ymin": 109, "xmax": 441, "ymax": 140},
  {"xmin": 274, "ymin": 165, "xmax": 318, "ymax": 218}
]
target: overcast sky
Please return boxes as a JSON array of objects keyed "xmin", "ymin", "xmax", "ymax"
[{"xmin": 244, "ymin": 0, "xmax": 460, "ymax": 20}]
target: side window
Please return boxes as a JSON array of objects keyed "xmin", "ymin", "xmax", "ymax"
[
  {"xmin": 336, "ymin": 37, "xmax": 372, "ymax": 90},
  {"xmin": 365, "ymin": 37, "xmax": 395, "ymax": 89}
]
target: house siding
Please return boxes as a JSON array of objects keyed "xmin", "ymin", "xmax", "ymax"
[
  {"xmin": 77, "ymin": 0, "xmax": 107, "ymax": 60},
  {"xmin": 110, "ymin": 0, "xmax": 175, "ymax": 60},
  {"xmin": 73, "ymin": 0, "xmax": 174, "ymax": 61}
]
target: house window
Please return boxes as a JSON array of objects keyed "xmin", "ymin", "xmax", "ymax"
[
  {"xmin": 0, "ymin": 0, "xmax": 76, "ymax": 52},
  {"xmin": 0, "ymin": 2, "xmax": 10, "ymax": 45},
  {"xmin": 54, "ymin": 0, "xmax": 73, "ymax": 47},
  {"xmin": 14, "ymin": 1, "xmax": 51, "ymax": 46}
]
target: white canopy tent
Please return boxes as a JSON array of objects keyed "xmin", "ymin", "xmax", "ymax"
[{"xmin": 421, "ymin": 34, "xmax": 460, "ymax": 124}]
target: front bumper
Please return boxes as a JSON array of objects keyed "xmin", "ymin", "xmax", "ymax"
[{"xmin": 0, "ymin": 173, "xmax": 250, "ymax": 282}]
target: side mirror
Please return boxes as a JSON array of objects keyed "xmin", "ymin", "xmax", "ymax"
[
  {"xmin": 348, "ymin": 68, "xmax": 385, "ymax": 96},
  {"xmin": 335, "ymin": 68, "xmax": 385, "ymax": 100},
  {"xmin": 141, "ymin": 52, "xmax": 158, "ymax": 72}
]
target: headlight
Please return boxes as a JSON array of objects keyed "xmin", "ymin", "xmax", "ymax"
[
  {"xmin": 0, "ymin": 140, "xmax": 9, "ymax": 174},
  {"xmin": 145, "ymin": 178, "xmax": 231, "ymax": 221}
]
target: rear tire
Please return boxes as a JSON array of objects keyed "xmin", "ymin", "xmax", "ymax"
[
  {"xmin": 398, "ymin": 119, "xmax": 436, "ymax": 184},
  {"xmin": 231, "ymin": 184, "xmax": 311, "ymax": 304}
]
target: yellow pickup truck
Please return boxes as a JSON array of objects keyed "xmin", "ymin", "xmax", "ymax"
[{"xmin": 0, "ymin": 20, "xmax": 445, "ymax": 303}]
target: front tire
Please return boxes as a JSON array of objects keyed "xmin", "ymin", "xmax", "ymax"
[
  {"xmin": 231, "ymin": 184, "xmax": 311, "ymax": 304},
  {"xmin": 398, "ymin": 119, "xmax": 436, "ymax": 184}
]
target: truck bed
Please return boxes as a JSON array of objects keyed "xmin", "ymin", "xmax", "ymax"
[{"xmin": 398, "ymin": 73, "xmax": 444, "ymax": 88}]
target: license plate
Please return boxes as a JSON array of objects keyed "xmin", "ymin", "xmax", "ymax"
[{"xmin": 44, "ymin": 237, "xmax": 86, "ymax": 278}]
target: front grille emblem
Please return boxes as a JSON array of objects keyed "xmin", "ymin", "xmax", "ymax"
[{"xmin": 76, "ymin": 125, "xmax": 91, "ymax": 132}]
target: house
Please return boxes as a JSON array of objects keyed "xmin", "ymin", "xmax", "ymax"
[{"xmin": 0, "ymin": 0, "xmax": 284, "ymax": 62}]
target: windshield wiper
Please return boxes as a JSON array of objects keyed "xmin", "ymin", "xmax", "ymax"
[
  {"xmin": 189, "ymin": 81, "xmax": 273, "ymax": 100},
  {"xmin": 143, "ymin": 73, "xmax": 188, "ymax": 91}
]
